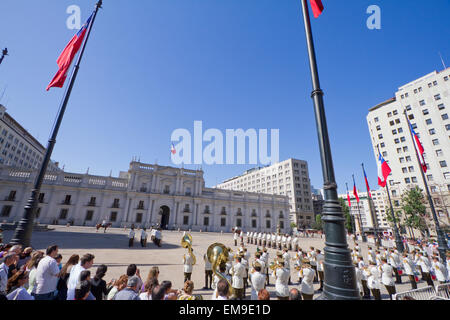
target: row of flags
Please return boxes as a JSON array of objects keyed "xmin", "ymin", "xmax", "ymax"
[{"xmin": 348, "ymin": 118, "xmax": 428, "ymax": 207}]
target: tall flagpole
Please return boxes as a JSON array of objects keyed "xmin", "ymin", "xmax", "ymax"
[
  {"xmin": 345, "ymin": 183, "xmax": 356, "ymax": 234},
  {"xmin": 10, "ymin": 0, "xmax": 103, "ymax": 247},
  {"xmin": 362, "ymin": 163, "xmax": 381, "ymax": 247},
  {"xmin": 378, "ymin": 146, "xmax": 404, "ymax": 253},
  {"xmin": 352, "ymin": 174, "xmax": 367, "ymax": 243},
  {"xmin": 300, "ymin": 0, "xmax": 360, "ymax": 300},
  {"xmin": 404, "ymin": 110, "xmax": 449, "ymax": 260}
]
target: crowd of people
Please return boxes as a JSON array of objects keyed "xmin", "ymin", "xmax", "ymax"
[{"xmin": 0, "ymin": 228, "xmax": 448, "ymax": 301}]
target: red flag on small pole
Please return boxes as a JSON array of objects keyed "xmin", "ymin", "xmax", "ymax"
[{"xmin": 310, "ymin": 0, "xmax": 324, "ymax": 18}]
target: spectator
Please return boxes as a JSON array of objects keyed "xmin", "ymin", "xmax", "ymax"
[
  {"xmin": 6, "ymin": 270, "xmax": 34, "ymax": 300},
  {"xmin": 142, "ymin": 266, "xmax": 159, "ymax": 292},
  {"xmin": 80, "ymin": 270, "xmax": 91, "ymax": 282},
  {"xmin": 0, "ymin": 244, "xmax": 13, "ymax": 259},
  {"xmin": 258, "ymin": 289, "xmax": 271, "ymax": 300},
  {"xmin": 289, "ymin": 288, "xmax": 302, "ymax": 300},
  {"xmin": 216, "ymin": 279, "xmax": 229, "ymax": 300},
  {"xmin": 66, "ymin": 253, "xmax": 95, "ymax": 300},
  {"xmin": 90, "ymin": 264, "xmax": 110, "ymax": 300},
  {"xmin": 139, "ymin": 277, "xmax": 158, "ymax": 300},
  {"xmin": 75, "ymin": 280, "xmax": 92, "ymax": 301},
  {"xmin": 0, "ymin": 228, "xmax": 3, "ymax": 244},
  {"xmin": 126, "ymin": 264, "xmax": 143, "ymax": 293},
  {"xmin": 178, "ymin": 280, "xmax": 202, "ymax": 300},
  {"xmin": 7, "ymin": 245, "xmax": 22, "ymax": 278},
  {"xmin": 26, "ymin": 251, "xmax": 44, "ymax": 297},
  {"xmin": 55, "ymin": 254, "xmax": 63, "ymax": 270},
  {"xmin": 56, "ymin": 254, "xmax": 79, "ymax": 300},
  {"xmin": 17, "ymin": 247, "xmax": 33, "ymax": 270},
  {"xmin": 107, "ymin": 275, "xmax": 128, "ymax": 300},
  {"xmin": 0, "ymin": 253, "xmax": 17, "ymax": 295},
  {"xmin": 151, "ymin": 285, "xmax": 166, "ymax": 300},
  {"xmin": 35, "ymin": 245, "xmax": 60, "ymax": 300},
  {"xmin": 113, "ymin": 276, "xmax": 140, "ymax": 300},
  {"xmin": 161, "ymin": 280, "xmax": 179, "ymax": 300}
]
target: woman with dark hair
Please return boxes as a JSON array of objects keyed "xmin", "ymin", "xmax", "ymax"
[
  {"xmin": 139, "ymin": 277, "xmax": 158, "ymax": 300},
  {"xmin": 90, "ymin": 264, "xmax": 110, "ymax": 300},
  {"xmin": 26, "ymin": 251, "xmax": 44, "ymax": 297},
  {"xmin": 75, "ymin": 280, "xmax": 91, "ymax": 301},
  {"xmin": 161, "ymin": 280, "xmax": 179, "ymax": 300},
  {"xmin": 56, "ymin": 254, "xmax": 79, "ymax": 301},
  {"xmin": 6, "ymin": 270, "xmax": 34, "ymax": 300}
]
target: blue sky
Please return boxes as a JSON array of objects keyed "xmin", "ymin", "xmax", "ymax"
[{"xmin": 0, "ymin": 0, "xmax": 449, "ymax": 194}]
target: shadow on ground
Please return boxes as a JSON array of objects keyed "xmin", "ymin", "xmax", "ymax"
[{"xmin": 1, "ymin": 230, "xmax": 180, "ymax": 250}]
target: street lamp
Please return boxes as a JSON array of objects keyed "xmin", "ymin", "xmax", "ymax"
[
  {"xmin": 0, "ymin": 48, "xmax": 8, "ymax": 66},
  {"xmin": 300, "ymin": 0, "xmax": 360, "ymax": 300}
]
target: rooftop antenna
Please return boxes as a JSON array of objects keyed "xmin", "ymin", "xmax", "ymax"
[{"xmin": 439, "ymin": 52, "xmax": 447, "ymax": 70}]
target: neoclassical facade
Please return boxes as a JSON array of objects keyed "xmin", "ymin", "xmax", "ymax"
[{"xmin": 0, "ymin": 162, "xmax": 291, "ymax": 233}]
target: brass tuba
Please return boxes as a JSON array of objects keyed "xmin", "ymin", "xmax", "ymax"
[
  {"xmin": 207, "ymin": 243, "xmax": 232, "ymax": 294},
  {"xmin": 181, "ymin": 233, "xmax": 196, "ymax": 265}
]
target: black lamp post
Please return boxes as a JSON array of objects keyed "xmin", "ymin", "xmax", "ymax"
[
  {"xmin": 300, "ymin": 0, "xmax": 360, "ymax": 300},
  {"xmin": 0, "ymin": 48, "xmax": 8, "ymax": 66}
]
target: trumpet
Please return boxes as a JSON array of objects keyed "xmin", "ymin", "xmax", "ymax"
[
  {"xmin": 181, "ymin": 233, "xmax": 196, "ymax": 265},
  {"xmin": 269, "ymin": 260, "xmax": 282, "ymax": 271}
]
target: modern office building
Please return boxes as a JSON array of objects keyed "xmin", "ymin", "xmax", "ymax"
[
  {"xmin": 215, "ymin": 158, "xmax": 314, "ymax": 228},
  {"xmin": 0, "ymin": 104, "xmax": 60, "ymax": 171},
  {"xmin": 367, "ymin": 68, "xmax": 450, "ymax": 233}
]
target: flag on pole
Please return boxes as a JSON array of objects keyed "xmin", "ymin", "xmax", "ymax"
[
  {"xmin": 407, "ymin": 120, "xmax": 428, "ymax": 173},
  {"xmin": 377, "ymin": 153, "xmax": 391, "ymax": 188},
  {"xmin": 363, "ymin": 168, "xmax": 372, "ymax": 198},
  {"xmin": 310, "ymin": 0, "xmax": 324, "ymax": 18},
  {"xmin": 352, "ymin": 177, "xmax": 360, "ymax": 203},
  {"xmin": 347, "ymin": 191, "xmax": 352, "ymax": 207},
  {"xmin": 171, "ymin": 143, "xmax": 176, "ymax": 155},
  {"xmin": 46, "ymin": 14, "xmax": 93, "ymax": 91}
]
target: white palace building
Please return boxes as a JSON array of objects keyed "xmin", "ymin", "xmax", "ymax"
[{"xmin": 0, "ymin": 161, "xmax": 291, "ymax": 233}]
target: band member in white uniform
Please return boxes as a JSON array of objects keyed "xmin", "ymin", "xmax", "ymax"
[
  {"xmin": 316, "ymin": 249, "xmax": 325, "ymax": 291},
  {"xmin": 299, "ymin": 260, "xmax": 315, "ymax": 300},
  {"xmin": 402, "ymin": 252, "xmax": 417, "ymax": 290},
  {"xmin": 203, "ymin": 253, "xmax": 213, "ymax": 290},
  {"xmin": 282, "ymin": 248, "xmax": 292, "ymax": 285},
  {"xmin": 211, "ymin": 263, "xmax": 231, "ymax": 300},
  {"xmin": 388, "ymin": 249, "xmax": 402, "ymax": 284},
  {"xmin": 416, "ymin": 252, "xmax": 433, "ymax": 286},
  {"xmin": 380, "ymin": 258, "xmax": 396, "ymax": 300},
  {"xmin": 229, "ymin": 256, "xmax": 246, "ymax": 300},
  {"xmin": 367, "ymin": 261, "xmax": 381, "ymax": 300},
  {"xmin": 249, "ymin": 262, "xmax": 266, "ymax": 300},
  {"xmin": 183, "ymin": 249, "xmax": 195, "ymax": 283},
  {"xmin": 273, "ymin": 260, "xmax": 290, "ymax": 300},
  {"xmin": 431, "ymin": 256, "xmax": 449, "ymax": 284},
  {"xmin": 308, "ymin": 247, "xmax": 318, "ymax": 283}
]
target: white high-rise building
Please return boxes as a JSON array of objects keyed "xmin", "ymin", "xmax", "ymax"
[
  {"xmin": 0, "ymin": 105, "xmax": 60, "ymax": 171},
  {"xmin": 367, "ymin": 69, "xmax": 450, "ymax": 231},
  {"xmin": 215, "ymin": 159, "xmax": 314, "ymax": 228},
  {"xmin": 339, "ymin": 190, "xmax": 390, "ymax": 234}
]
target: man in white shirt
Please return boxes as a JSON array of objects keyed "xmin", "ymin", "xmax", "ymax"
[
  {"xmin": 316, "ymin": 249, "xmax": 325, "ymax": 291},
  {"xmin": 381, "ymin": 258, "xmax": 396, "ymax": 300},
  {"xmin": 203, "ymin": 253, "xmax": 213, "ymax": 290},
  {"xmin": 66, "ymin": 253, "xmax": 95, "ymax": 300},
  {"xmin": 140, "ymin": 228, "xmax": 148, "ymax": 247},
  {"xmin": 0, "ymin": 253, "xmax": 16, "ymax": 295},
  {"xmin": 261, "ymin": 248, "xmax": 270, "ymax": 286},
  {"xmin": 308, "ymin": 247, "xmax": 318, "ymax": 283},
  {"xmin": 282, "ymin": 249, "xmax": 292, "ymax": 285},
  {"xmin": 183, "ymin": 249, "xmax": 195, "ymax": 283},
  {"xmin": 299, "ymin": 261, "xmax": 315, "ymax": 300},
  {"xmin": 211, "ymin": 264, "xmax": 231, "ymax": 300},
  {"xmin": 154, "ymin": 228, "xmax": 162, "ymax": 247},
  {"xmin": 246, "ymin": 231, "xmax": 250, "ymax": 244},
  {"xmin": 388, "ymin": 249, "xmax": 402, "ymax": 284},
  {"xmin": 233, "ymin": 230, "xmax": 239, "ymax": 247},
  {"xmin": 249, "ymin": 262, "xmax": 265, "ymax": 300},
  {"xmin": 402, "ymin": 252, "xmax": 417, "ymax": 290},
  {"xmin": 35, "ymin": 245, "xmax": 60, "ymax": 300},
  {"xmin": 229, "ymin": 256, "xmax": 245, "ymax": 300},
  {"xmin": 431, "ymin": 256, "xmax": 449, "ymax": 284},
  {"xmin": 417, "ymin": 252, "xmax": 434, "ymax": 286},
  {"xmin": 274, "ymin": 260, "xmax": 290, "ymax": 300},
  {"xmin": 128, "ymin": 227, "xmax": 135, "ymax": 247}
]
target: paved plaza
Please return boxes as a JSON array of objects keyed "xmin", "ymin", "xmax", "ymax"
[{"xmin": 1, "ymin": 226, "xmax": 433, "ymax": 300}]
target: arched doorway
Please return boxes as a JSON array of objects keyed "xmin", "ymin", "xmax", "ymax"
[{"xmin": 159, "ymin": 206, "xmax": 170, "ymax": 230}]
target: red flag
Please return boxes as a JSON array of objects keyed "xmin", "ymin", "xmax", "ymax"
[
  {"xmin": 347, "ymin": 192, "xmax": 352, "ymax": 208},
  {"xmin": 310, "ymin": 0, "xmax": 324, "ymax": 18},
  {"xmin": 363, "ymin": 168, "xmax": 372, "ymax": 198},
  {"xmin": 352, "ymin": 176, "xmax": 360, "ymax": 203},
  {"xmin": 46, "ymin": 15, "xmax": 93, "ymax": 91}
]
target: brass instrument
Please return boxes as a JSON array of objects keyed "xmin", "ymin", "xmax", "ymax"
[
  {"xmin": 181, "ymin": 233, "xmax": 196, "ymax": 265},
  {"xmin": 269, "ymin": 259, "xmax": 282, "ymax": 271},
  {"xmin": 207, "ymin": 243, "xmax": 232, "ymax": 294}
]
